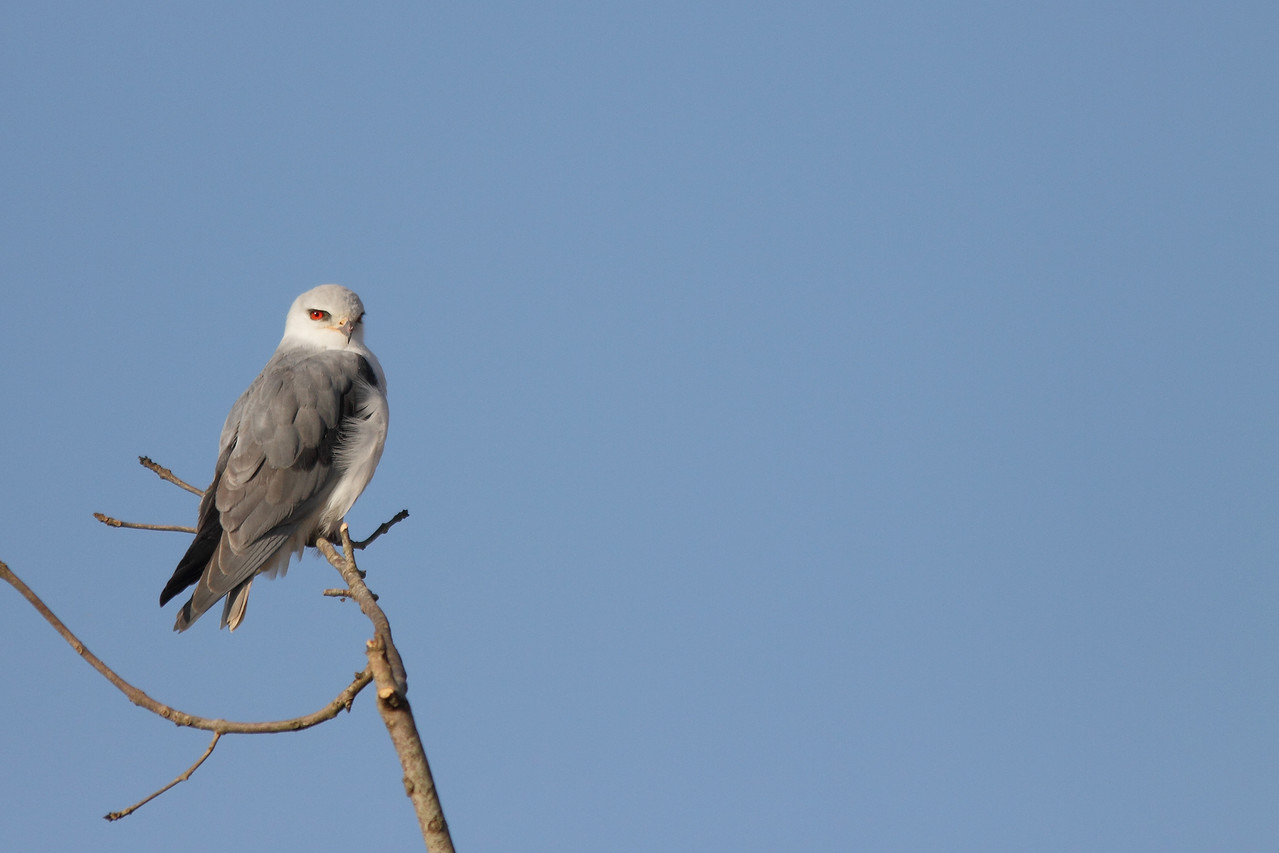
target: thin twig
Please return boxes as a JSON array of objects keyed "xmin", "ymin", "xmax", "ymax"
[
  {"xmin": 93, "ymin": 513, "xmax": 196, "ymax": 534},
  {"xmin": 323, "ymin": 587, "xmax": 378, "ymax": 601},
  {"xmin": 105, "ymin": 733, "xmax": 222, "ymax": 821},
  {"xmin": 353, "ymin": 509, "xmax": 410, "ymax": 549},
  {"xmin": 0, "ymin": 560, "xmax": 373, "ymax": 734},
  {"xmin": 138, "ymin": 455, "xmax": 204, "ymax": 496}
]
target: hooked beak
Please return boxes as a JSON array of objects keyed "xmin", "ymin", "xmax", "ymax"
[{"xmin": 337, "ymin": 318, "xmax": 354, "ymax": 342}]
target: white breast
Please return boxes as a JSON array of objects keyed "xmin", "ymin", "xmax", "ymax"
[{"xmin": 321, "ymin": 371, "xmax": 389, "ymax": 532}]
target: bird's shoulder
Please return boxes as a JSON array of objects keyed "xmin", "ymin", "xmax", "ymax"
[{"xmin": 218, "ymin": 348, "xmax": 368, "ymax": 471}]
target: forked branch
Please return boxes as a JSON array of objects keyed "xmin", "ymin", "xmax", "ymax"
[
  {"xmin": 2, "ymin": 456, "xmax": 447, "ymax": 849},
  {"xmin": 0, "ymin": 559, "xmax": 373, "ymax": 736},
  {"xmin": 316, "ymin": 528, "xmax": 453, "ymax": 853}
]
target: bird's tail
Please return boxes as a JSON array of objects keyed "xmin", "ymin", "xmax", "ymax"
[{"xmin": 221, "ymin": 578, "xmax": 253, "ymax": 631}]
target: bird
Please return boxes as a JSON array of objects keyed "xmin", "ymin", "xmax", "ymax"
[{"xmin": 160, "ymin": 284, "xmax": 389, "ymax": 631}]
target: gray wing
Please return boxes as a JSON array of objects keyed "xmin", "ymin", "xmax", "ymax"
[{"xmin": 162, "ymin": 349, "xmax": 377, "ymax": 630}]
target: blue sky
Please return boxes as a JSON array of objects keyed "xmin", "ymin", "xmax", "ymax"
[{"xmin": 1, "ymin": 3, "xmax": 1274, "ymax": 851}]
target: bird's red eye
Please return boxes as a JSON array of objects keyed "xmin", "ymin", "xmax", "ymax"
[{"xmin": 308, "ymin": 309, "xmax": 328, "ymax": 321}]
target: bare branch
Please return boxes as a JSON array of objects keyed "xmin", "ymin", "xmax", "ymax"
[
  {"xmin": 323, "ymin": 587, "xmax": 379, "ymax": 601},
  {"xmin": 105, "ymin": 733, "xmax": 222, "ymax": 821},
  {"xmin": 316, "ymin": 528, "xmax": 407, "ymax": 694},
  {"xmin": 93, "ymin": 512, "xmax": 196, "ymax": 534},
  {"xmin": 366, "ymin": 634, "xmax": 454, "ymax": 853},
  {"xmin": 315, "ymin": 529, "xmax": 453, "ymax": 852},
  {"xmin": 138, "ymin": 455, "xmax": 204, "ymax": 496},
  {"xmin": 10, "ymin": 460, "xmax": 447, "ymax": 843},
  {"xmin": 93, "ymin": 457, "xmax": 200, "ymax": 534},
  {"xmin": 0, "ymin": 559, "xmax": 373, "ymax": 735},
  {"xmin": 353, "ymin": 508, "xmax": 410, "ymax": 549}
]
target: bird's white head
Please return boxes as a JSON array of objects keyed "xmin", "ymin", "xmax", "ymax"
[{"xmin": 280, "ymin": 284, "xmax": 369, "ymax": 350}]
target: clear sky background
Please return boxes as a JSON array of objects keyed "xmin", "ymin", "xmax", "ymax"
[{"xmin": 1, "ymin": 3, "xmax": 1274, "ymax": 851}]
